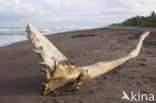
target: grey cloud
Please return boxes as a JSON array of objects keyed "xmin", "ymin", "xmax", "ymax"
[{"xmin": 0, "ymin": 0, "xmax": 155, "ymax": 27}]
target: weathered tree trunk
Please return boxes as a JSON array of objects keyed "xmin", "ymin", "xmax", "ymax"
[
  {"xmin": 26, "ymin": 24, "xmax": 150, "ymax": 96},
  {"xmin": 26, "ymin": 24, "xmax": 68, "ymax": 71}
]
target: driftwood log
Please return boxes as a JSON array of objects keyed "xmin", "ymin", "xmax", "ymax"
[{"xmin": 26, "ymin": 24, "xmax": 149, "ymax": 96}]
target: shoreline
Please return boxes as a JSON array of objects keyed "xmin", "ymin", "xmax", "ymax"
[
  {"xmin": 1, "ymin": 26, "xmax": 156, "ymax": 48},
  {"xmin": 0, "ymin": 26, "xmax": 156, "ymax": 103},
  {"xmin": 0, "ymin": 26, "xmax": 92, "ymax": 48}
]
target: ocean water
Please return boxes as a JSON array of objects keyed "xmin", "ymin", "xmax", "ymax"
[{"xmin": 0, "ymin": 27, "xmax": 85, "ymax": 47}]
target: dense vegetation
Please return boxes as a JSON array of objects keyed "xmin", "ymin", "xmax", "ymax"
[{"xmin": 111, "ymin": 11, "xmax": 156, "ymax": 27}]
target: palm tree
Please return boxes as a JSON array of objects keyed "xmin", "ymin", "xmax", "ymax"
[{"xmin": 151, "ymin": 11, "xmax": 156, "ymax": 17}]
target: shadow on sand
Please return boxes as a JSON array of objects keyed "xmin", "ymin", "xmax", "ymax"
[{"xmin": 0, "ymin": 75, "xmax": 43, "ymax": 96}]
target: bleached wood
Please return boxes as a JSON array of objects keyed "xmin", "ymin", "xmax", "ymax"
[
  {"xmin": 26, "ymin": 24, "xmax": 149, "ymax": 96},
  {"xmin": 26, "ymin": 24, "xmax": 68, "ymax": 71},
  {"xmin": 81, "ymin": 31, "xmax": 149, "ymax": 79}
]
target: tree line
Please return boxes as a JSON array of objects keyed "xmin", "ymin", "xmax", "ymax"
[{"xmin": 111, "ymin": 11, "xmax": 156, "ymax": 27}]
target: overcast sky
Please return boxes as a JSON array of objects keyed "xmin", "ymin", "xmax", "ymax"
[{"xmin": 0, "ymin": 0, "xmax": 156, "ymax": 28}]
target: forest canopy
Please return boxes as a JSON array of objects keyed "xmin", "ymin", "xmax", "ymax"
[{"xmin": 111, "ymin": 11, "xmax": 156, "ymax": 27}]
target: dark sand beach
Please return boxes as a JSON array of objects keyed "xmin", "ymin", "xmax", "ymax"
[{"xmin": 0, "ymin": 27, "xmax": 156, "ymax": 103}]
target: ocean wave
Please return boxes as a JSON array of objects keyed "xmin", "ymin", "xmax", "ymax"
[
  {"xmin": 0, "ymin": 35, "xmax": 27, "ymax": 47},
  {"xmin": 0, "ymin": 28, "xmax": 26, "ymax": 36},
  {"xmin": 0, "ymin": 27, "xmax": 87, "ymax": 47}
]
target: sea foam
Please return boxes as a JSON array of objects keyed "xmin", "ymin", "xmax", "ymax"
[{"xmin": 0, "ymin": 27, "xmax": 85, "ymax": 47}]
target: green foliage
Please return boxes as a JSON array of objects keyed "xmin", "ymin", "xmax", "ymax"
[{"xmin": 111, "ymin": 11, "xmax": 156, "ymax": 27}]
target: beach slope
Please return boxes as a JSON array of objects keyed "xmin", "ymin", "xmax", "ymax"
[{"xmin": 0, "ymin": 27, "xmax": 156, "ymax": 103}]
